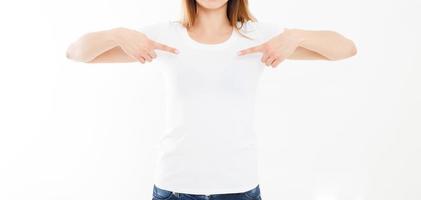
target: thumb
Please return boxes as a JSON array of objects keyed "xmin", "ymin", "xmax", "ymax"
[
  {"xmin": 237, "ymin": 44, "xmax": 264, "ymax": 56},
  {"xmin": 153, "ymin": 41, "xmax": 179, "ymax": 54}
]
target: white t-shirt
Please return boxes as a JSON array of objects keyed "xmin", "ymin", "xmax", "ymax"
[{"xmin": 138, "ymin": 20, "xmax": 284, "ymax": 195}]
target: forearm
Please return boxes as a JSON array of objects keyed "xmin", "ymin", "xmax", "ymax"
[
  {"xmin": 66, "ymin": 28, "xmax": 121, "ymax": 63},
  {"xmin": 284, "ymin": 29, "xmax": 357, "ymax": 60}
]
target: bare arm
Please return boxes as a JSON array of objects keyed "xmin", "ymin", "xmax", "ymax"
[
  {"xmin": 66, "ymin": 27, "xmax": 179, "ymax": 63},
  {"xmin": 66, "ymin": 28, "xmax": 121, "ymax": 63},
  {"xmin": 286, "ymin": 46, "xmax": 328, "ymax": 60},
  {"xmin": 284, "ymin": 28, "xmax": 357, "ymax": 60},
  {"xmin": 238, "ymin": 28, "xmax": 357, "ymax": 67}
]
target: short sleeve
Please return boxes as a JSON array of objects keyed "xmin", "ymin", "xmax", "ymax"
[
  {"xmin": 256, "ymin": 22, "xmax": 286, "ymax": 40},
  {"xmin": 137, "ymin": 20, "xmax": 182, "ymax": 48},
  {"xmin": 239, "ymin": 21, "xmax": 285, "ymax": 41},
  {"xmin": 137, "ymin": 21, "xmax": 170, "ymax": 42}
]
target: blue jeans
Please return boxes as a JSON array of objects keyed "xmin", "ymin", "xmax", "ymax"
[{"xmin": 152, "ymin": 184, "xmax": 262, "ymax": 200}]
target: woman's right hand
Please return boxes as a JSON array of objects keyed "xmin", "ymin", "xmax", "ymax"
[{"xmin": 111, "ymin": 27, "xmax": 179, "ymax": 63}]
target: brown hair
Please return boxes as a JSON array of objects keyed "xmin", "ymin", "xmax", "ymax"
[{"xmin": 179, "ymin": 0, "xmax": 257, "ymax": 39}]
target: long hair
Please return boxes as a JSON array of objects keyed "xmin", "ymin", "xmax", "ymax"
[{"xmin": 179, "ymin": 0, "xmax": 257, "ymax": 39}]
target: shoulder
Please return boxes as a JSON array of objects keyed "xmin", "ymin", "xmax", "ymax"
[
  {"xmin": 137, "ymin": 20, "xmax": 182, "ymax": 40},
  {"xmin": 138, "ymin": 20, "xmax": 178, "ymax": 33},
  {"xmin": 237, "ymin": 20, "xmax": 285, "ymax": 41}
]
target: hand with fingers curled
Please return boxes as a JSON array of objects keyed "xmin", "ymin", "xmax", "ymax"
[
  {"xmin": 112, "ymin": 27, "xmax": 179, "ymax": 64},
  {"xmin": 237, "ymin": 29, "xmax": 304, "ymax": 68}
]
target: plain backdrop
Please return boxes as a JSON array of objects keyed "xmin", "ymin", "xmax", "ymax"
[{"xmin": 0, "ymin": 0, "xmax": 420, "ymax": 200}]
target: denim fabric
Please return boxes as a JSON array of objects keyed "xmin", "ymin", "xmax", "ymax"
[{"xmin": 152, "ymin": 184, "xmax": 262, "ymax": 200}]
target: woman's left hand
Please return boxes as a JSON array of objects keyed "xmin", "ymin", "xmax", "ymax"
[{"xmin": 237, "ymin": 29, "xmax": 304, "ymax": 68}]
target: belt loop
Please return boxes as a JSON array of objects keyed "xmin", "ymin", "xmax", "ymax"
[{"xmin": 173, "ymin": 191, "xmax": 179, "ymax": 197}]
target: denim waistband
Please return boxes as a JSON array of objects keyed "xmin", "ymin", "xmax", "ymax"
[{"xmin": 153, "ymin": 184, "xmax": 260, "ymax": 198}]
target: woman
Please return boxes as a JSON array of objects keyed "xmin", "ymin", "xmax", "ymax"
[{"xmin": 66, "ymin": 0, "xmax": 357, "ymax": 200}]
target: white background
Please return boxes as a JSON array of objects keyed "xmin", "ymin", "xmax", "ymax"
[{"xmin": 0, "ymin": 0, "xmax": 420, "ymax": 200}]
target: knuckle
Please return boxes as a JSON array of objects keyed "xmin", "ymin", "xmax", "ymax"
[
  {"xmin": 145, "ymin": 38, "xmax": 153, "ymax": 44},
  {"xmin": 145, "ymin": 40, "xmax": 154, "ymax": 48},
  {"xmin": 266, "ymin": 47, "xmax": 276, "ymax": 55},
  {"xmin": 278, "ymin": 55, "xmax": 286, "ymax": 60},
  {"xmin": 138, "ymin": 48, "xmax": 147, "ymax": 54},
  {"xmin": 136, "ymin": 53, "xmax": 144, "ymax": 60},
  {"xmin": 141, "ymin": 55, "xmax": 147, "ymax": 59},
  {"xmin": 262, "ymin": 43, "xmax": 271, "ymax": 50},
  {"xmin": 275, "ymin": 51, "xmax": 284, "ymax": 57},
  {"xmin": 144, "ymin": 46, "xmax": 153, "ymax": 52}
]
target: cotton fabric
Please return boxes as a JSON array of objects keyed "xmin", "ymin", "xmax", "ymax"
[{"xmin": 138, "ymin": 19, "xmax": 284, "ymax": 195}]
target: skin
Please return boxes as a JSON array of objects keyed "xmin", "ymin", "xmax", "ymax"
[
  {"xmin": 66, "ymin": 27, "xmax": 179, "ymax": 64},
  {"xmin": 66, "ymin": 0, "xmax": 357, "ymax": 66}
]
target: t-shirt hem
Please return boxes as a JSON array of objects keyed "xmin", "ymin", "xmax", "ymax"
[{"xmin": 153, "ymin": 182, "xmax": 260, "ymax": 195}]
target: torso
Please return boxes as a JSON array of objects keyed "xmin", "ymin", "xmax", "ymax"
[{"xmin": 143, "ymin": 20, "xmax": 282, "ymax": 195}]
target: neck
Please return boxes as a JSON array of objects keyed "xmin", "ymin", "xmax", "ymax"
[{"xmin": 192, "ymin": 3, "xmax": 231, "ymax": 33}]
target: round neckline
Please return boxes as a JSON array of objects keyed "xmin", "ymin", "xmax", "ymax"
[{"xmin": 179, "ymin": 22, "xmax": 239, "ymax": 50}]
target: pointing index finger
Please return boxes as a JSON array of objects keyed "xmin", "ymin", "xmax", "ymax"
[
  {"xmin": 153, "ymin": 41, "xmax": 179, "ymax": 54},
  {"xmin": 237, "ymin": 44, "xmax": 264, "ymax": 56}
]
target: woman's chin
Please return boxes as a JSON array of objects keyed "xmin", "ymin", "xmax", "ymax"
[{"xmin": 196, "ymin": 0, "xmax": 229, "ymax": 10}]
